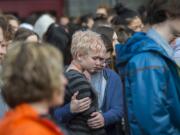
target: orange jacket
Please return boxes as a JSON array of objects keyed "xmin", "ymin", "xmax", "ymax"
[{"xmin": 0, "ymin": 104, "xmax": 64, "ymax": 135}]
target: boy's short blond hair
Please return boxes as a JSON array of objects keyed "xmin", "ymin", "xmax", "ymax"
[{"xmin": 71, "ymin": 30, "xmax": 106, "ymax": 58}]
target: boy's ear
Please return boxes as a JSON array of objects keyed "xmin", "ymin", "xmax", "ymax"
[{"xmin": 76, "ymin": 52, "xmax": 83, "ymax": 61}]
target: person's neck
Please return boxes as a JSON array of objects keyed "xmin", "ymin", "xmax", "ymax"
[
  {"xmin": 67, "ymin": 60, "xmax": 84, "ymax": 73},
  {"xmin": 152, "ymin": 22, "xmax": 173, "ymax": 43},
  {"xmin": 30, "ymin": 101, "xmax": 49, "ymax": 115}
]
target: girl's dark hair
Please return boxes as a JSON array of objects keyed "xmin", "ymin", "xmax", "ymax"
[
  {"xmin": 138, "ymin": 5, "xmax": 148, "ymax": 24},
  {"xmin": 112, "ymin": 3, "xmax": 139, "ymax": 25},
  {"xmin": 145, "ymin": 0, "xmax": 180, "ymax": 25},
  {"xmin": 44, "ymin": 23, "xmax": 72, "ymax": 65},
  {"xmin": 93, "ymin": 26, "xmax": 114, "ymax": 43},
  {"xmin": 113, "ymin": 25, "xmax": 134, "ymax": 43},
  {"xmin": 100, "ymin": 34, "xmax": 113, "ymax": 53}
]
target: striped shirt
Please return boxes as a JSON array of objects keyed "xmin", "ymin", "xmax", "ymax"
[{"xmin": 64, "ymin": 69, "xmax": 106, "ymax": 135}]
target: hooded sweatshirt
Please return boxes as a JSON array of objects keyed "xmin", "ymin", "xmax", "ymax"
[{"xmin": 116, "ymin": 32, "xmax": 180, "ymax": 135}]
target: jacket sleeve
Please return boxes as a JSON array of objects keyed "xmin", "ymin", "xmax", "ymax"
[
  {"xmin": 102, "ymin": 73, "xmax": 124, "ymax": 126},
  {"xmin": 52, "ymin": 103, "xmax": 76, "ymax": 123},
  {"xmin": 126, "ymin": 53, "xmax": 179, "ymax": 135}
]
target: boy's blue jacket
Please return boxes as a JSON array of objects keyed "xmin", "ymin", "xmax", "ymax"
[
  {"xmin": 116, "ymin": 32, "xmax": 180, "ymax": 135},
  {"xmin": 52, "ymin": 68, "xmax": 124, "ymax": 135}
]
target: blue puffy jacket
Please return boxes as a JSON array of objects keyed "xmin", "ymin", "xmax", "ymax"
[{"xmin": 116, "ymin": 32, "xmax": 180, "ymax": 135}]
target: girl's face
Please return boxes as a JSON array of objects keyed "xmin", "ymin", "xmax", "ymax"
[{"xmin": 128, "ymin": 16, "xmax": 144, "ymax": 32}]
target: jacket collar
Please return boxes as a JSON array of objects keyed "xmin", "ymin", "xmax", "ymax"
[
  {"xmin": 147, "ymin": 28, "xmax": 173, "ymax": 57},
  {"xmin": 4, "ymin": 104, "xmax": 63, "ymax": 134}
]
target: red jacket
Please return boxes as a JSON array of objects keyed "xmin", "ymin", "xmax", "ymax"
[{"xmin": 0, "ymin": 104, "xmax": 64, "ymax": 135}]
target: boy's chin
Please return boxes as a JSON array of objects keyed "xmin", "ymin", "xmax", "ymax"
[{"xmin": 89, "ymin": 69, "xmax": 101, "ymax": 74}]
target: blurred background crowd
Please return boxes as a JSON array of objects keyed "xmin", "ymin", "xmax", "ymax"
[{"xmin": 0, "ymin": 0, "xmax": 180, "ymax": 135}]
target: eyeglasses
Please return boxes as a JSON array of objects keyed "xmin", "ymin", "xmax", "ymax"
[{"xmin": 105, "ymin": 57, "xmax": 113, "ymax": 64}]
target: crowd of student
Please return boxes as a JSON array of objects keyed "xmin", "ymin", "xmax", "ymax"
[{"xmin": 0, "ymin": 0, "xmax": 180, "ymax": 135}]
